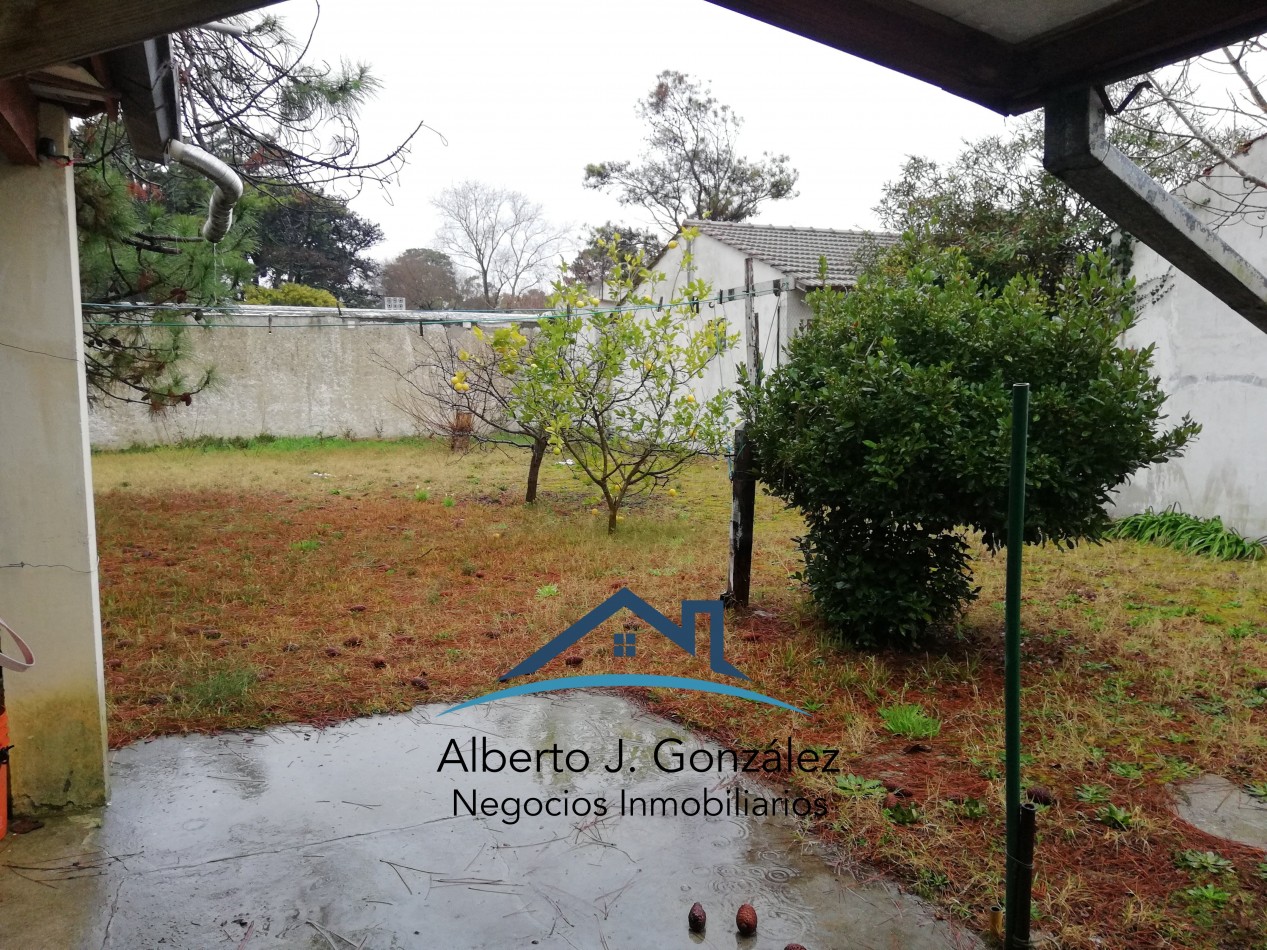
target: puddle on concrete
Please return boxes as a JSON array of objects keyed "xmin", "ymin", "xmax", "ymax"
[
  {"xmin": 1172, "ymin": 774, "xmax": 1267, "ymax": 850},
  {"xmin": 0, "ymin": 694, "xmax": 978, "ymax": 949}
]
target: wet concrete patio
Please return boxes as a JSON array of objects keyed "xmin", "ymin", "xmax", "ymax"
[
  {"xmin": 0, "ymin": 694, "xmax": 980, "ymax": 949},
  {"xmin": 1172, "ymin": 773, "xmax": 1267, "ymax": 850}
]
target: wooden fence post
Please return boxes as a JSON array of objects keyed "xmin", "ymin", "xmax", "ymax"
[{"xmin": 725, "ymin": 257, "xmax": 760, "ymax": 607}]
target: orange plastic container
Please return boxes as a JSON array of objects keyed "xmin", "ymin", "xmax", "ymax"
[{"xmin": 0, "ymin": 619, "xmax": 35, "ymax": 839}]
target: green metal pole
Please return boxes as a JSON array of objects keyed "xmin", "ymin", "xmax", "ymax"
[{"xmin": 1005, "ymin": 382, "xmax": 1030, "ymax": 947}]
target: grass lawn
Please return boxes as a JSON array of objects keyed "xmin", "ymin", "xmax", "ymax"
[{"xmin": 93, "ymin": 436, "xmax": 1267, "ymax": 948}]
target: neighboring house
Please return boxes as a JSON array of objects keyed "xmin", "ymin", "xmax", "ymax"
[
  {"xmin": 1111, "ymin": 139, "xmax": 1267, "ymax": 539},
  {"xmin": 645, "ymin": 220, "xmax": 898, "ymax": 409}
]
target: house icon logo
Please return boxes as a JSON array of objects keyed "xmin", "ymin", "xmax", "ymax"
[
  {"xmin": 500, "ymin": 588, "xmax": 745, "ymax": 681},
  {"xmin": 440, "ymin": 588, "xmax": 807, "ymax": 716}
]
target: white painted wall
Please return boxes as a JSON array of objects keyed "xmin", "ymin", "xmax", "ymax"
[
  {"xmin": 649, "ymin": 233, "xmax": 812, "ymax": 417},
  {"xmin": 1112, "ymin": 140, "xmax": 1267, "ymax": 538},
  {"xmin": 0, "ymin": 106, "xmax": 108, "ymax": 811}
]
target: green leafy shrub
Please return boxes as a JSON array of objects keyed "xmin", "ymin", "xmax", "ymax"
[
  {"xmin": 1107, "ymin": 506, "xmax": 1266, "ymax": 560},
  {"xmin": 741, "ymin": 237, "xmax": 1198, "ymax": 645},
  {"xmin": 884, "ymin": 802, "xmax": 921, "ymax": 825},
  {"xmin": 1182, "ymin": 883, "xmax": 1231, "ymax": 909}
]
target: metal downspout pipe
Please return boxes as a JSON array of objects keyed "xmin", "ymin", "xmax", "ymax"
[{"xmin": 166, "ymin": 139, "xmax": 243, "ymax": 244}]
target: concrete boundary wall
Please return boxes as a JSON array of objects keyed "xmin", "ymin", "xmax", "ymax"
[{"xmin": 87, "ymin": 316, "xmax": 513, "ymax": 449}]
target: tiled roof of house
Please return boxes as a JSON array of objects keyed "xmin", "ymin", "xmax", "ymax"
[{"xmin": 685, "ymin": 219, "xmax": 900, "ymax": 287}]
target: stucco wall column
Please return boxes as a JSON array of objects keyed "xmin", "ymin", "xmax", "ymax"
[{"xmin": 0, "ymin": 105, "xmax": 108, "ymax": 811}]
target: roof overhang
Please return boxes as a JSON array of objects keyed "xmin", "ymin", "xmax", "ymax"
[
  {"xmin": 0, "ymin": 0, "xmax": 278, "ymax": 165},
  {"xmin": 705, "ymin": 0, "xmax": 1267, "ymax": 116},
  {"xmin": 705, "ymin": 0, "xmax": 1267, "ymax": 332},
  {"xmin": 0, "ymin": 1, "xmax": 283, "ymax": 83}
]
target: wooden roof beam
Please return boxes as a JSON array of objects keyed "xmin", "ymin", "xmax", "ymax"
[
  {"xmin": 0, "ymin": 0, "xmax": 283, "ymax": 81},
  {"xmin": 0, "ymin": 79, "xmax": 39, "ymax": 165}
]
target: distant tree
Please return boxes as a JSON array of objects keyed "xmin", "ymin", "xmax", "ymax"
[
  {"xmin": 569, "ymin": 222, "xmax": 665, "ymax": 290},
  {"xmin": 381, "ymin": 248, "xmax": 462, "ymax": 309},
  {"xmin": 243, "ymin": 282, "xmax": 338, "ymax": 306},
  {"xmin": 875, "ymin": 128, "xmax": 1105, "ymax": 296},
  {"xmin": 249, "ymin": 191, "xmax": 383, "ymax": 306},
  {"xmin": 584, "ymin": 71, "xmax": 798, "ymax": 233},
  {"xmin": 76, "ymin": 8, "xmax": 419, "ymax": 404},
  {"xmin": 875, "ymin": 79, "xmax": 1244, "ymax": 295},
  {"xmin": 432, "ymin": 181, "xmax": 570, "ymax": 309},
  {"xmin": 498, "ymin": 288, "xmax": 550, "ymax": 310},
  {"xmin": 75, "ymin": 120, "xmax": 256, "ymax": 407},
  {"xmin": 172, "ymin": 11, "xmax": 421, "ymax": 194}
]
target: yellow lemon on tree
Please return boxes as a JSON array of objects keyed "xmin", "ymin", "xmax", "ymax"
[{"xmin": 667, "ymin": 240, "xmax": 679, "ymax": 249}]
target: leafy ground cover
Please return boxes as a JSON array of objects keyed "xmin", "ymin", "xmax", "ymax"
[{"xmin": 93, "ymin": 437, "xmax": 1267, "ymax": 948}]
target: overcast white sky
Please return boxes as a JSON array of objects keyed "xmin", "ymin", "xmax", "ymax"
[{"xmin": 279, "ymin": 0, "xmax": 1019, "ymax": 262}]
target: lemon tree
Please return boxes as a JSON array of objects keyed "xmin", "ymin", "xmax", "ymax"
[
  {"xmin": 439, "ymin": 322, "xmax": 559, "ymax": 503},
  {"xmin": 509, "ymin": 229, "xmax": 737, "ymax": 532}
]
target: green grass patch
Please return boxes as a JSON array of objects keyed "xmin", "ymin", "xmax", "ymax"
[
  {"xmin": 182, "ymin": 664, "xmax": 258, "ymax": 714},
  {"xmin": 878, "ymin": 703, "xmax": 941, "ymax": 739}
]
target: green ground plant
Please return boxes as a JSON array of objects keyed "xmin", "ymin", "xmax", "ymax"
[
  {"xmin": 836, "ymin": 775, "xmax": 886, "ymax": 798},
  {"xmin": 1108, "ymin": 507, "xmax": 1266, "ymax": 561},
  {"xmin": 1174, "ymin": 850, "xmax": 1235, "ymax": 875},
  {"xmin": 879, "ymin": 703, "xmax": 941, "ymax": 739}
]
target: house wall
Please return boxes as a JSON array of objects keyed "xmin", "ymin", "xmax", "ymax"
[
  {"xmin": 1112, "ymin": 141, "xmax": 1267, "ymax": 538},
  {"xmin": 649, "ymin": 233, "xmax": 813, "ymax": 418},
  {"xmin": 89, "ymin": 319, "xmax": 495, "ymax": 448},
  {"xmin": 0, "ymin": 106, "xmax": 108, "ymax": 811}
]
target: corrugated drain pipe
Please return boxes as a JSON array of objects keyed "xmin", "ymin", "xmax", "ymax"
[{"xmin": 166, "ymin": 140, "xmax": 243, "ymax": 244}]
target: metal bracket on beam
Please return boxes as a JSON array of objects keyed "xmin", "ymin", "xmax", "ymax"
[{"xmin": 1044, "ymin": 87, "xmax": 1267, "ymax": 335}]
